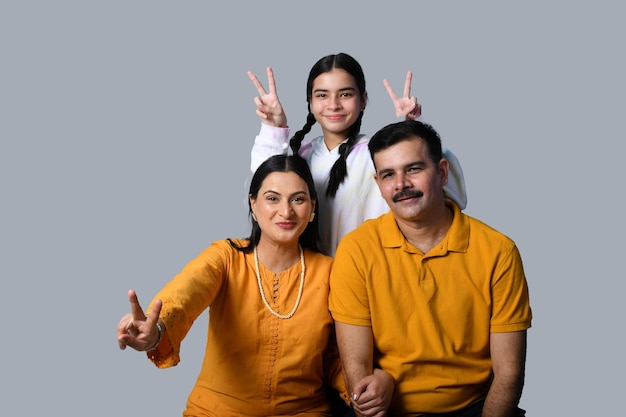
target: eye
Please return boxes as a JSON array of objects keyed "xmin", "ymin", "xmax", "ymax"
[
  {"xmin": 407, "ymin": 165, "xmax": 424, "ymax": 174},
  {"xmin": 266, "ymin": 195, "xmax": 279, "ymax": 202},
  {"xmin": 315, "ymin": 93, "xmax": 327, "ymax": 99},
  {"xmin": 340, "ymin": 92, "xmax": 353, "ymax": 98}
]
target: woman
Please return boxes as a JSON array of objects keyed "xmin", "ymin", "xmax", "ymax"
[
  {"xmin": 248, "ymin": 53, "xmax": 467, "ymax": 256},
  {"xmin": 116, "ymin": 155, "xmax": 392, "ymax": 417}
]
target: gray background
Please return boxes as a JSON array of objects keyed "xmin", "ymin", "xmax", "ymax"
[{"xmin": 2, "ymin": 1, "xmax": 624, "ymax": 415}]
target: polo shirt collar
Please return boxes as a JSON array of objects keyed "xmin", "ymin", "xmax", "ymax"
[{"xmin": 380, "ymin": 201, "xmax": 469, "ymax": 255}]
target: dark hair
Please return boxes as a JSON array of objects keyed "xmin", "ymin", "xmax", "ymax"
[
  {"xmin": 229, "ymin": 154, "xmax": 320, "ymax": 253},
  {"xmin": 289, "ymin": 53, "xmax": 367, "ymax": 198},
  {"xmin": 368, "ymin": 120, "xmax": 444, "ymax": 169}
]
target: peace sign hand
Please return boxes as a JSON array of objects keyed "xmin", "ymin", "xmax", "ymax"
[
  {"xmin": 247, "ymin": 67, "xmax": 288, "ymax": 128},
  {"xmin": 383, "ymin": 70, "xmax": 422, "ymax": 120},
  {"xmin": 116, "ymin": 289, "xmax": 163, "ymax": 351}
]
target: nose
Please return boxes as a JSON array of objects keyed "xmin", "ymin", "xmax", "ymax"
[
  {"xmin": 328, "ymin": 95, "xmax": 341, "ymax": 110},
  {"xmin": 394, "ymin": 172, "xmax": 411, "ymax": 191},
  {"xmin": 279, "ymin": 201, "xmax": 294, "ymax": 217}
]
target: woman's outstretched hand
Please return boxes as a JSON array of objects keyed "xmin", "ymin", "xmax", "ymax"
[
  {"xmin": 117, "ymin": 289, "xmax": 162, "ymax": 351},
  {"xmin": 248, "ymin": 67, "xmax": 288, "ymax": 128},
  {"xmin": 383, "ymin": 70, "xmax": 422, "ymax": 120}
]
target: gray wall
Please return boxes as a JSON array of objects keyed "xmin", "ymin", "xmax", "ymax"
[{"xmin": 2, "ymin": 1, "xmax": 623, "ymax": 415}]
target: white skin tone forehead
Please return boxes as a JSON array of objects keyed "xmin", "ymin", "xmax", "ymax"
[
  {"xmin": 257, "ymin": 171, "xmax": 310, "ymax": 197},
  {"xmin": 312, "ymin": 69, "xmax": 360, "ymax": 96}
]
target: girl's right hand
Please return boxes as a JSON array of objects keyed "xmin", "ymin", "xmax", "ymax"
[{"xmin": 247, "ymin": 67, "xmax": 288, "ymax": 128}]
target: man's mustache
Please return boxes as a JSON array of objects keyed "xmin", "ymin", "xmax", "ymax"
[{"xmin": 392, "ymin": 190, "xmax": 424, "ymax": 203}]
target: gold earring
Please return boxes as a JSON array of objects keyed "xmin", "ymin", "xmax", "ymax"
[
  {"xmin": 309, "ymin": 213, "xmax": 315, "ymax": 222},
  {"xmin": 252, "ymin": 213, "xmax": 258, "ymax": 222}
]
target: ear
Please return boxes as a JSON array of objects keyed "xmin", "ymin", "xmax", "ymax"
[
  {"xmin": 249, "ymin": 194, "xmax": 257, "ymax": 217},
  {"xmin": 361, "ymin": 91, "xmax": 368, "ymax": 111},
  {"xmin": 438, "ymin": 158, "xmax": 449, "ymax": 186}
]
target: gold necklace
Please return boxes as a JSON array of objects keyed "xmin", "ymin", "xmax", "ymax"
[{"xmin": 254, "ymin": 245, "xmax": 305, "ymax": 319}]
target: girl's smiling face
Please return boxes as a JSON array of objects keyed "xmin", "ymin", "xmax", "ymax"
[{"xmin": 309, "ymin": 68, "xmax": 367, "ymax": 149}]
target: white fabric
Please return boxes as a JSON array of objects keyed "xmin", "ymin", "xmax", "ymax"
[{"xmin": 250, "ymin": 123, "xmax": 467, "ymax": 256}]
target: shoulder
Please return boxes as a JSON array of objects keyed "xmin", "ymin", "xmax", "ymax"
[
  {"xmin": 336, "ymin": 216, "xmax": 385, "ymax": 254},
  {"xmin": 346, "ymin": 134, "xmax": 374, "ymax": 164},
  {"xmin": 463, "ymin": 213, "xmax": 518, "ymax": 252},
  {"xmin": 196, "ymin": 239, "xmax": 249, "ymax": 260},
  {"xmin": 352, "ymin": 134, "xmax": 371, "ymax": 153},
  {"xmin": 298, "ymin": 135, "xmax": 323, "ymax": 157}
]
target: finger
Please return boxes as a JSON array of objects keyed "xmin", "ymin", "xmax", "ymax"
[
  {"xmin": 383, "ymin": 79, "xmax": 399, "ymax": 102},
  {"xmin": 118, "ymin": 338, "xmax": 127, "ymax": 350},
  {"xmin": 116, "ymin": 311, "xmax": 134, "ymax": 349},
  {"xmin": 146, "ymin": 299, "xmax": 162, "ymax": 324},
  {"xmin": 253, "ymin": 96, "xmax": 264, "ymax": 107},
  {"xmin": 267, "ymin": 67, "xmax": 277, "ymax": 95},
  {"xmin": 408, "ymin": 101, "xmax": 422, "ymax": 120},
  {"xmin": 247, "ymin": 70, "xmax": 267, "ymax": 96},
  {"xmin": 403, "ymin": 70, "xmax": 413, "ymax": 98},
  {"xmin": 116, "ymin": 313, "xmax": 132, "ymax": 338},
  {"xmin": 128, "ymin": 289, "xmax": 146, "ymax": 321}
]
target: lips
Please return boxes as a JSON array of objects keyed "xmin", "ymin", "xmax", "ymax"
[
  {"xmin": 276, "ymin": 222, "xmax": 297, "ymax": 229},
  {"xmin": 324, "ymin": 114, "xmax": 346, "ymax": 121}
]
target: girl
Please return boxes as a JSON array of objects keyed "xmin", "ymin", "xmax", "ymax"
[{"xmin": 248, "ymin": 53, "xmax": 466, "ymax": 256}]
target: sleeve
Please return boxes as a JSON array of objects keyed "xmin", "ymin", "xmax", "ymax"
[
  {"xmin": 329, "ymin": 236, "xmax": 372, "ymax": 327},
  {"xmin": 144, "ymin": 242, "xmax": 227, "ymax": 368},
  {"xmin": 250, "ymin": 123, "xmax": 291, "ymax": 173},
  {"xmin": 443, "ymin": 147, "xmax": 468, "ymax": 210},
  {"xmin": 490, "ymin": 244, "xmax": 532, "ymax": 333}
]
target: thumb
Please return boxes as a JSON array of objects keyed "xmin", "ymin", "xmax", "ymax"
[{"xmin": 351, "ymin": 377, "xmax": 369, "ymax": 403}]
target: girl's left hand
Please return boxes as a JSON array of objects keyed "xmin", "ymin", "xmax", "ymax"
[{"xmin": 383, "ymin": 70, "xmax": 422, "ymax": 120}]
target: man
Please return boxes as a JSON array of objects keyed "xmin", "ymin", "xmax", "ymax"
[{"xmin": 329, "ymin": 120, "xmax": 531, "ymax": 417}]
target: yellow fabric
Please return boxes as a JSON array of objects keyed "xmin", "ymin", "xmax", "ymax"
[
  {"xmin": 146, "ymin": 239, "xmax": 347, "ymax": 417},
  {"xmin": 329, "ymin": 202, "xmax": 532, "ymax": 415}
]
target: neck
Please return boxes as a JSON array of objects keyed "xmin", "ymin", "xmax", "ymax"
[
  {"xmin": 396, "ymin": 204, "xmax": 453, "ymax": 254},
  {"xmin": 255, "ymin": 240, "xmax": 301, "ymax": 274},
  {"xmin": 323, "ymin": 131, "xmax": 348, "ymax": 151}
]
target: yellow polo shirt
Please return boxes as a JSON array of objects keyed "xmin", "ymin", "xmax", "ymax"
[{"xmin": 329, "ymin": 203, "xmax": 532, "ymax": 415}]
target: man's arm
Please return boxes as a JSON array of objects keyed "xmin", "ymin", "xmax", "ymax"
[
  {"xmin": 335, "ymin": 322, "xmax": 374, "ymax": 414},
  {"xmin": 482, "ymin": 330, "xmax": 527, "ymax": 417}
]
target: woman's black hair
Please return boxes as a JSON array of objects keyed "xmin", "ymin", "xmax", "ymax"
[
  {"xmin": 228, "ymin": 154, "xmax": 320, "ymax": 253},
  {"xmin": 288, "ymin": 52, "xmax": 367, "ymax": 198}
]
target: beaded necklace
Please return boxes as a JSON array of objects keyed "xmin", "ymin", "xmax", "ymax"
[{"xmin": 253, "ymin": 245, "xmax": 305, "ymax": 319}]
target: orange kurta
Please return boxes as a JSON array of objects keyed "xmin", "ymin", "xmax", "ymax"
[{"xmin": 146, "ymin": 239, "xmax": 346, "ymax": 417}]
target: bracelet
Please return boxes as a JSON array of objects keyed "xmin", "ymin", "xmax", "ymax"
[{"xmin": 146, "ymin": 321, "xmax": 162, "ymax": 352}]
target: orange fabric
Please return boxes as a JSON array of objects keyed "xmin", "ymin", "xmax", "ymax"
[
  {"xmin": 329, "ymin": 203, "xmax": 532, "ymax": 415},
  {"xmin": 146, "ymin": 239, "xmax": 347, "ymax": 416}
]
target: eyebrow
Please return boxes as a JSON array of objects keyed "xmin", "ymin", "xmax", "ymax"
[
  {"xmin": 262, "ymin": 189, "xmax": 309, "ymax": 197},
  {"xmin": 312, "ymin": 86, "xmax": 357, "ymax": 94},
  {"xmin": 377, "ymin": 161, "xmax": 427, "ymax": 176}
]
